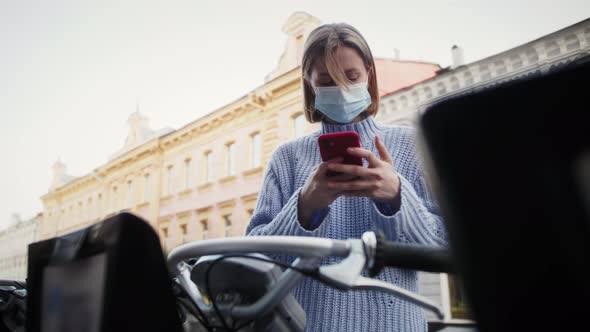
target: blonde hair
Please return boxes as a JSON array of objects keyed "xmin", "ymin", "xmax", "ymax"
[{"xmin": 301, "ymin": 23, "xmax": 380, "ymax": 123}]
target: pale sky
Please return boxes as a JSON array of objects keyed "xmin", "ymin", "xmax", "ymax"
[{"xmin": 0, "ymin": 0, "xmax": 588, "ymax": 230}]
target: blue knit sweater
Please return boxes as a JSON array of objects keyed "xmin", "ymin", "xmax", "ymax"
[{"xmin": 246, "ymin": 115, "xmax": 447, "ymax": 332}]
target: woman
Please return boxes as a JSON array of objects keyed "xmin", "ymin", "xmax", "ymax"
[{"xmin": 246, "ymin": 23, "xmax": 447, "ymax": 332}]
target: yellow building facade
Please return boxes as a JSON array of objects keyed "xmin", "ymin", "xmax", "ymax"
[
  {"xmin": 39, "ymin": 13, "xmax": 323, "ymax": 251},
  {"xmin": 39, "ymin": 12, "xmax": 440, "ymax": 253}
]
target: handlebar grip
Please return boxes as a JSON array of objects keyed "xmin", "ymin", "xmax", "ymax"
[{"xmin": 369, "ymin": 231, "xmax": 455, "ymax": 276}]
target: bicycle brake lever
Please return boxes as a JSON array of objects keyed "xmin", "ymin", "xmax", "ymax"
[
  {"xmin": 317, "ymin": 239, "xmax": 366, "ymax": 289},
  {"xmin": 352, "ymin": 277, "xmax": 446, "ymax": 320},
  {"xmin": 318, "ymin": 238, "xmax": 447, "ymax": 320}
]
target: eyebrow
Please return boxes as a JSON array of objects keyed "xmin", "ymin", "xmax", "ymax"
[{"xmin": 318, "ymin": 68, "xmax": 361, "ymax": 77}]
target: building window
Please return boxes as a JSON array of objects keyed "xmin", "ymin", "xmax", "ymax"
[
  {"xmin": 400, "ymin": 95, "xmax": 408, "ymax": 108},
  {"xmin": 97, "ymin": 194, "xmax": 102, "ymax": 216},
  {"xmin": 180, "ymin": 223, "xmax": 188, "ymax": 243},
  {"xmin": 144, "ymin": 174, "xmax": 151, "ymax": 202},
  {"xmin": 112, "ymin": 187, "xmax": 118, "ymax": 212},
  {"xmin": 411, "ymin": 91, "xmax": 419, "ymax": 105},
  {"xmin": 450, "ymin": 77, "xmax": 460, "ymax": 90},
  {"xmin": 494, "ymin": 60, "xmax": 507, "ymax": 75},
  {"xmin": 67, "ymin": 205, "xmax": 73, "ymax": 226},
  {"xmin": 161, "ymin": 227, "xmax": 169, "ymax": 238},
  {"xmin": 545, "ymin": 40, "xmax": 560, "ymax": 57},
  {"xmin": 436, "ymin": 82, "xmax": 447, "ymax": 95},
  {"xmin": 388, "ymin": 99, "xmax": 397, "ymax": 112},
  {"xmin": 293, "ymin": 113, "xmax": 305, "ymax": 138},
  {"xmin": 509, "ymin": 55, "xmax": 523, "ymax": 70},
  {"xmin": 565, "ymin": 34, "xmax": 580, "ymax": 51},
  {"xmin": 224, "ymin": 214, "xmax": 232, "ymax": 238},
  {"xmin": 184, "ymin": 159, "xmax": 192, "ymax": 189},
  {"xmin": 423, "ymin": 87, "xmax": 433, "ymax": 99},
  {"xmin": 166, "ymin": 165, "xmax": 174, "ymax": 195},
  {"xmin": 448, "ymin": 274, "xmax": 474, "ymax": 320},
  {"xmin": 226, "ymin": 142, "xmax": 236, "ymax": 176},
  {"xmin": 251, "ymin": 132, "xmax": 261, "ymax": 168},
  {"xmin": 525, "ymin": 48, "xmax": 539, "ymax": 64},
  {"xmin": 201, "ymin": 220, "xmax": 209, "ymax": 240},
  {"xmin": 127, "ymin": 180, "xmax": 133, "ymax": 207},
  {"xmin": 479, "ymin": 64, "xmax": 492, "ymax": 80},
  {"xmin": 87, "ymin": 198, "xmax": 93, "ymax": 221},
  {"xmin": 205, "ymin": 151, "xmax": 213, "ymax": 183},
  {"xmin": 463, "ymin": 71, "xmax": 474, "ymax": 86}
]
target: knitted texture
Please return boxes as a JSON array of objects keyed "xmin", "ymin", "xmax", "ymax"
[{"xmin": 246, "ymin": 116, "xmax": 447, "ymax": 331}]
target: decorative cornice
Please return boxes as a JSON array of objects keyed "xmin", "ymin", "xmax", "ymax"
[
  {"xmin": 197, "ymin": 182, "xmax": 213, "ymax": 192},
  {"xmin": 157, "ymin": 74, "xmax": 294, "ymax": 152},
  {"xmin": 196, "ymin": 206, "xmax": 212, "ymax": 214},
  {"xmin": 137, "ymin": 201, "xmax": 150, "ymax": 209},
  {"xmin": 160, "ymin": 194, "xmax": 174, "ymax": 205},
  {"xmin": 178, "ymin": 188, "xmax": 193, "ymax": 198},
  {"xmin": 242, "ymin": 166, "xmax": 263, "ymax": 178},
  {"xmin": 219, "ymin": 175, "xmax": 237, "ymax": 185},
  {"xmin": 240, "ymin": 193, "xmax": 258, "ymax": 203},
  {"xmin": 176, "ymin": 210, "xmax": 192, "ymax": 219},
  {"xmin": 159, "ymin": 215, "xmax": 173, "ymax": 223},
  {"xmin": 217, "ymin": 198, "xmax": 237, "ymax": 209}
]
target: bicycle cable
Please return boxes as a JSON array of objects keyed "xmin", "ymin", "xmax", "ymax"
[{"xmin": 203, "ymin": 254, "xmax": 320, "ymax": 332}]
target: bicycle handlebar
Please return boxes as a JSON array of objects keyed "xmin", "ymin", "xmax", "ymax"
[
  {"xmin": 368, "ymin": 231, "xmax": 455, "ymax": 276},
  {"xmin": 167, "ymin": 236, "xmax": 350, "ymax": 274},
  {"xmin": 167, "ymin": 231, "xmax": 455, "ymax": 324}
]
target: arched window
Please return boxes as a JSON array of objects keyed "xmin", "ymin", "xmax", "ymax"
[
  {"xmin": 564, "ymin": 34, "xmax": 580, "ymax": 51},
  {"xmin": 450, "ymin": 77, "xmax": 460, "ymax": 90}
]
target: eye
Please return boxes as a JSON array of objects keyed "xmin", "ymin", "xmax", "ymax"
[{"xmin": 347, "ymin": 74, "xmax": 359, "ymax": 82}]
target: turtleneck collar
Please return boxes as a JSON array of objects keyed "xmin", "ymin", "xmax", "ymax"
[{"xmin": 320, "ymin": 115, "xmax": 382, "ymax": 146}]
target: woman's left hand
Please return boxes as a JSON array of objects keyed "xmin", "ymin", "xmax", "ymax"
[{"xmin": 326, "ymin": 135, "xmax": 401, "ymax": 209}]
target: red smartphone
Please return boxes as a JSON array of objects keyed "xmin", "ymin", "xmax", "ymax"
[{"xmin": 318, "ymin": 131, "xmax": 363, "ymax": 177}]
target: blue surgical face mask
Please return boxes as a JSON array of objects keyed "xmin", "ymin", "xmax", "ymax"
[{"xmin": 313, "ymin": 82, "xmax": 372, "ymax": 124}]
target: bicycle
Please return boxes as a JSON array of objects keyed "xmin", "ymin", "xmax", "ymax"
[
  {"xmin": 168, "ymin": 231, "xmax": 476, "ymax": 332},
  {"xmin": 0, "ymin": 231, "xmax": 476, "ymax": 332}
]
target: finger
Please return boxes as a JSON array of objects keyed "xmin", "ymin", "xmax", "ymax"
[
  {"xmin": 327, "ymin": 180, "xmax": 376, "ymax": 191},
  {"xmin": 317, "ymin": 157, "xmax": 344, "ymax": 172},
  {"xmin": 328, "ymin": 173, "xmax": 360, "ymax": 182},
  {"xmin": 327, "ymin": 156, "xmax": 344, "ymax": 164},
  {"xmin": 327, "ymin": 163, "xmax": 376, "ymax": 178},
  {"xmin": 375, "ymin": 136, "xmax": 393, "ymax": 164},
  {"xmin": 347, "ymin": 147, "xmax": 381, "ymax": 167},
  {"xmin": 316, "ymin": 157, "xmax": 346, "ymax": 180},
  {"xmin": 341, "ymin": 190, "xmax": 371, "ymax": 197}
]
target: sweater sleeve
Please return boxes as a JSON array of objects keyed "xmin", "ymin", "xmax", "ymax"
[
  {"xmin": 371, "ymin": 173, "xmax": 447, "ymax": 247},
  {"xmin": 245, "ymin": 149, "xmax": 331, "ymax": 238},
  {"xmin": 370, "ymin": 128, "xmax": 447, "ymax": 247}
]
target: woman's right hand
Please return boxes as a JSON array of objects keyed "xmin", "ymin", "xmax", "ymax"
[{"xmin": 298, "ymin": 157, "xmax": 357, "ymax": 228}]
